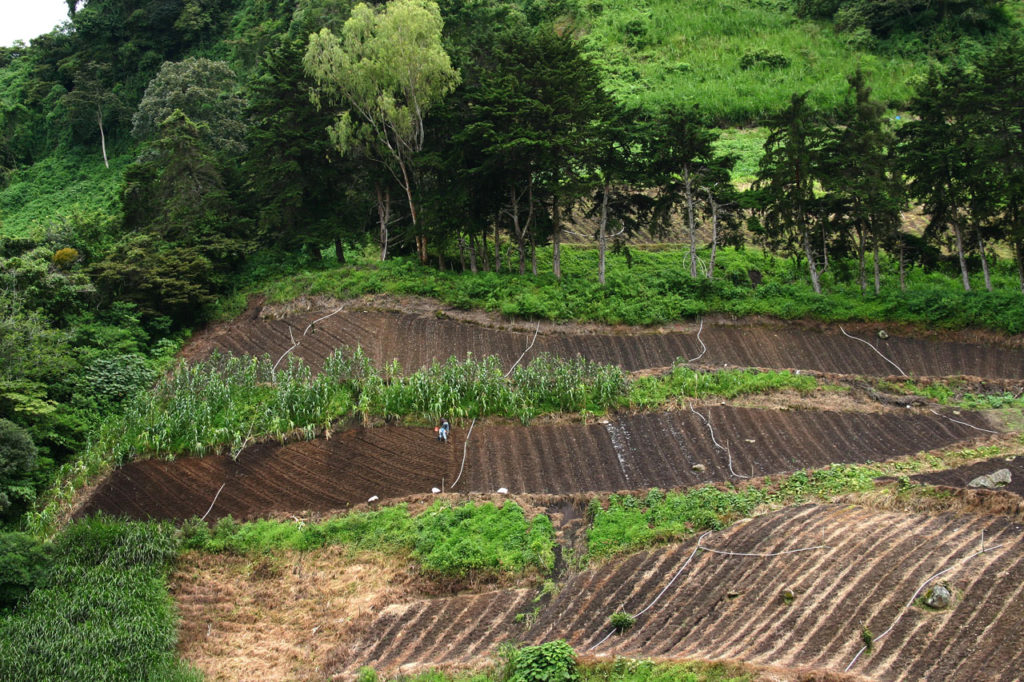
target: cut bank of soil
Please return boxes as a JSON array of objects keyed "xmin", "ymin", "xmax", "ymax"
[
  {"xmin": 184, "ymin": 307, "xmax": 1024, "ymax": 380},
  {"xmin": 338, "ymin": 504, "xmax": 1024, "ymax": 681},
  {"xmin": 77, "ymin": 407, "xmax": 991, "ymax": 522}
]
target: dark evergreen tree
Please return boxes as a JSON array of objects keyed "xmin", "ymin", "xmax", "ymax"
[
  {"xmin": 821, "ymin": 70, "xmax": 904, "ymax": 294},
  {"xmin": 753, "ymin": 92, "xmax": 829, "ymax": 293},
  {"xmin": 898, "ymin": 65, "xmax": 977, "ymax": 291}
]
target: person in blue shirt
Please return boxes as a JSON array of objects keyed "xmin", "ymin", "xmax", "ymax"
[{"xmin": 438, "ymin": 418, "xmax": 450, "ymax": 442}]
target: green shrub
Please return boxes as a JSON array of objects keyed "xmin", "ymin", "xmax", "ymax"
[
  {"xmin": 609, "ymin": 611, "xmax": 637, "ymax": 632},
  {"xmin": 415, "ymin": 501, "xmax": 556, "ymax": 577},
  {"xmin": 0, "ymin": 531, "xmax": 52, "ymax": 609},
  {"xmin": 504, "ymin": 640, "xmax": 579, "ymax": 682},
  {"xmin": 0, "ymin": 418, "xmax": 37, "ymax": 518}
]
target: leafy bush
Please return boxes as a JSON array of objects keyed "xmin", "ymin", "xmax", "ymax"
[
  {"xmin": 0, "ymin": 531, "xmax": 52, "ymax": 609},
  {"xmin": 52, "ymin": 247, "xmax": 80, "ymax": 269},
  {"xmin": 609, "ymin": 611, "xmax": 636, "ymax": 632},
  {"xmin": 739, "ymin": 50, "xmax": 790, "ymax": 70},
  {"xmin": 504, "ymin": 640, "xmax": 579, "ymax": 682},
  {"xmin": 415, "ymin": 501, "xmax": 556, "ymax": 576},
  {"xmin": 0, "ymin": 418, "xmax": 37, "ymax": 518}
]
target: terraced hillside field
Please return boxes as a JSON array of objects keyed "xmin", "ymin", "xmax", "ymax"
[
  {"xmin": 76, "ymin": 297, "xmax": 1024, "ymax": 681},
  {"xmin": 79, "ymin": 407, "xmax": 991, "ymax": 522},
  {"xmin": 185, "ymin": 303, "xmax": 1024, "ymax": 379},
  {"xmin": 339, "ymin": 504, "xmax": 1024, "ymax": 680}
]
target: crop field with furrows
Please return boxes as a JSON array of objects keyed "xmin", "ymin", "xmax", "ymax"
[
  {"xmin": 340, "ymin": 504, "xmax": 1024, "ymax": 680},
  {"xmin": 184, "ymin": 305, "xmax": 1024, "ymax": 379},
  {"xmin": 58, "ymin": 296, "xmax": 1024, "ymax": 682},
  {"xmin": 76, "ymin": 407, "xmax": 991, "ymax": 522}
]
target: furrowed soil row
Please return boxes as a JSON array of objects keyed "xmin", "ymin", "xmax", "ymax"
[
  {"xmin": 78, "ymin": 407, "xmax": 989, "ymax": 522},
  {"xmin": 339, "ymin": 505, "xmax": 1023, "ymax": 680},
  {"xmin": 186, "ymin": 309, "xmax": 1024, "ymax": 379}
]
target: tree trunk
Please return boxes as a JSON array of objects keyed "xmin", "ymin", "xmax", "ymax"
[
  {"xmin": 306, "ymin": 242, "xmax": 322, "ymax": 262},
  {"xmin": 493, "ymin": 222, "xmax": 501, "ymax": 272},
  {"xmin": 802, "ymin": 228, "xmax": 821, "ymax": 294},
  {"xmin": 97, "ymin": 106, "xmax": 109, "ymax": 169},
  {"xmin": 1016, "ymin": 240, "xmax": 1024, "ymax": 294},
  {"xmin": 978, "ymin": 235, "xmax": 992, "ymax": 292},
  {"xmin": 335, "ymin": 236, "xmax": 345, "ymax": 264},
  {"xmin": 438, "ymin": 249, "xmax": 445, "ymax": 271},
  {"xmin": 396, "ymin": 159, "xmax": 425, "ymax": 264},
  {"xmin": 551, "ymin": 198, "xmax": 562, "ymax": 280},
  {"xmin": 377, "ymin": 185, "xmax": 391, "ymax": 261},
  {"xmin": 468, "ymin": 235, "xmax": 478, "ymax": 273},
  {"xmin": 685, "ymin": 165, "xmax": 697, "ymax": 278},
  {"xmin": 530, "ymin": 229, "xmax": 537, "ymax": 276},
  {"xmin": 820, "ymin": 223, "xmax": 829, "ymax": 273},
  {"xmin": 706, "ymin": 188, "xmax": 718, "ymax": 280},
  {"xmin": 952, "ymin": 220, "xmax": 971, "ymax": 291},
  {"xmin": 481, "ymin": 230, "xmax": 490, "ymax": 272},
  {"xmin": 899, "ymin": 237, "xmax": 906, "ymax": 291},
  {"xmin": 857, "ymin": 224, "xmax": 867, "ymax": 293},
  {"xmin": 598, "ymin": 182, "xmax": 610, "ymax": 287},
  {"xmin": 872, "ymin": 234, "xmax": 881, "ymax": 295}
]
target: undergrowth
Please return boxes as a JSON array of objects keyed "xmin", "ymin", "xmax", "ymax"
[
  {"xmin": 587, "ymin": 440, "xmax": 1016, "ymax": 559},
  {"xmin": 587, "ymin": 464, "xmax": 884, "ymax": 558},
  {"xmin": 248, "ymin": 247, "xmax": 1024, "ymax": 334},
  {"xmin": 183, "ymin": 500, "xmax": 556, "ymax": 578},
  {"xmin": 878, "ymin": 380, "xmax": 1024, "ymax": 410},
  {"xmin": 628, "ymin": 363, "xmax": 816, "ymax": 407},
  {"xmin": 0, "ymin": 517, "xmax": 199, "ymax": 681}
]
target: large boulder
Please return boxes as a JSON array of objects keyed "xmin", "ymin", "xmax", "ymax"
[
  {"xmin": 968, "ymin": 469, "xmax": 1012, "ymax": 489},
  {"xmin": 924, "ymin": 584, "xmax": 952, "ymax": 609}
]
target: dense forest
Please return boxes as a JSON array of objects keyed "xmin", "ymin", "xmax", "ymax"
[{"xmin": 1, "ymin": 0, "xmax": 1023, "ymax": 529}]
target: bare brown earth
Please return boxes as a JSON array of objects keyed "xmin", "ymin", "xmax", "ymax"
[
  {"xmin": 338, "ymin": 504, "xmax": 1024, "ymax": 681},
  {"xmin": 183, "ymin": 301, "xmax": 1024, "ymax": 379},
  {"xmin": 172, "ymin": 548, "xmax": 419, "ymax": 682},
  {"xmin": 78, "ymin": 407, "xmax": 991, "ymax": 522}
]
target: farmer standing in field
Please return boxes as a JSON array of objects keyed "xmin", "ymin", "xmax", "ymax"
[{"xmin": 437, "ymin": 418, "xmax": 450, "ymax": 443}]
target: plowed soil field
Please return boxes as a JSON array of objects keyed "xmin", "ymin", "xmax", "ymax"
[
  {"xmin": 184, "ymin": 306, "xmax": 1024, "ymax": 379},
  {"xmin": 339, "ymin": 504, "xmax": 1024, "ymax": 681},
  {"xmin": 911, "ymin": 457, "xmax": 1024, "ymax": 498},
  {"xmin": 79, "ymin": 407, "xmax": 990, "ymax": 522}
]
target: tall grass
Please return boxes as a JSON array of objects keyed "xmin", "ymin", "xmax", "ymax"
[
  {"xmin": 578, "ymin": 0, "xmax": 922, "ymax": 123},
  {"xmin": 628, "ymin": 363, "xmax": 817, "ymax": 408},
  {"xmin": 97, "ymin": 349, "xmax": 628, "ymax": 465},
  {"xmin": 0, "ymin": 517, "xmax": 199, "ymax": 681}
]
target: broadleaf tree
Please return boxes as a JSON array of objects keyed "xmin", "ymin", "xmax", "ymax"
[{"xmin": 303, "ymin": 0, "xmax": 460, "ymax": 263}]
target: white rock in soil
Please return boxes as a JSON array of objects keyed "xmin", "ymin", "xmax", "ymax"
[
  {"xmin": 925, "ymin": 584, "xmax": 952, "ymax": 609},
  {"xmin": 431, "ymin": 487, "xmax": 441, "ymax": 494},
  {"xmin": 968, "ymin": 469, "xmax": 1012, "ymax": 489},
  {"xmin": 367, "ymin": 495, "xmax": 379, "ymax": 503},
  {"xmin": 497, "ymin": 487, "xmax": 508, "ymax": 494}
]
